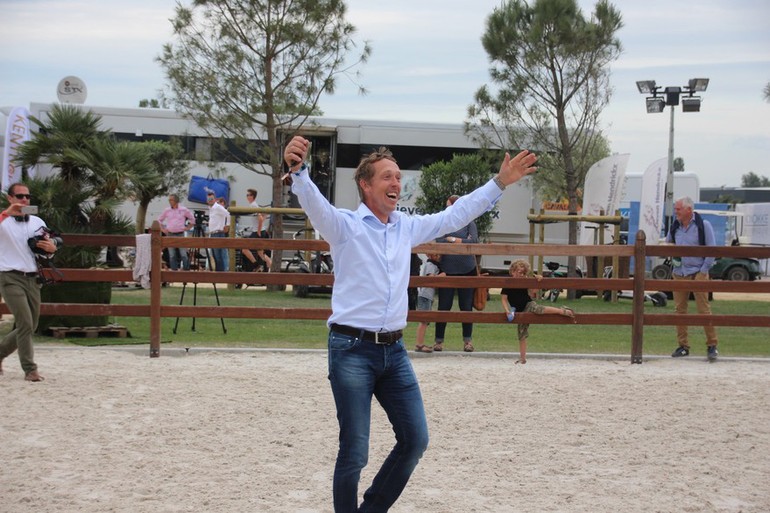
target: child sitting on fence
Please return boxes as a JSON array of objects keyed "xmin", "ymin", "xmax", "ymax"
[
  {"xmin": 414, "ymin": 253, "xmax": 445, "ymax": 353},
  {"xmin": 500, "ymin": 259, "xmax": 575, "ymax": 364}
]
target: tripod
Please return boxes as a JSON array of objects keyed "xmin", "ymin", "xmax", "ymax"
[{"xmin": 173, "ymin": 214, "xmax": 227, "ymax": 334}]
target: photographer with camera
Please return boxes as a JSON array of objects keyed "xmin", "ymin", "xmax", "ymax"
[{"xmin": 0, "ymin": 183, "xmax": 59, "ymax": 382}]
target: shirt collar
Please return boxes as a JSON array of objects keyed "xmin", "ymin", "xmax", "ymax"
[{"xmin": 356, "ymin": 202, "xmax": 401, "ymax": 226}]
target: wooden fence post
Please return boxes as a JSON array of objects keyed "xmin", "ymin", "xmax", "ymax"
[
  {"xmin": 630, "ymin": 230, "xmax": 647, "ymax": 363},
  {"xmin": 149, "ymin": 221, "xmax": 163, "ymax": 357},
  {"xmin": 528, "ymin": 208, "xmax": 535, "ymax": 271}
]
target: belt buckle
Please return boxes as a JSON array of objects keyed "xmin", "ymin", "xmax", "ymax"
[{"xmin": 374, "ymin": 331, "xmax": 382, "ymax": 344}]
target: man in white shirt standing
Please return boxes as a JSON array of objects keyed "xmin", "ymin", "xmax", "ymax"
[
  {"xmin": 285, "ymin": 136, "xmax": 537, "ymax": 513},
  {"xmin": 0, "ymin": 183, "xmax": 59, "ymax": 382},
  {"xmin": 206, "ymin": 191, "xmax": 229, "ymax": 271}
]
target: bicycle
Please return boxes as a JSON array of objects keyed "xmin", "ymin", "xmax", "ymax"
[{"xmin": 285, "ymin": 227, "xmax": 333, "ymax": 297}]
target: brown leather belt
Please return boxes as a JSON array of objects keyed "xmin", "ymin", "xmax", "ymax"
[
  {"xmin": 4, "ymin": 270, "xmax": 38, "ymax": 277},
  {"xmin": 330, "ymin": 323, "xmax": 403, "ymax": 345}
]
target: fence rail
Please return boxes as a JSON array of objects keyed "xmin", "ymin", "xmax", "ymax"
[{"xmin": 2, "ymin": 222, "xmax": 768, "ymax": 362}]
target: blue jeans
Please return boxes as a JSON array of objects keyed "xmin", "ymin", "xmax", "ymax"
[
  {"xmin": 328, "ymin": 330, "xmax": 429, "ymax": 513},
  {"xmin": 210, "ymin": 232, "xmax": 229, "ymax": 271},
  {"xmin": 167, "ymin": 232, "xmax": 189, "ymax": 270}
]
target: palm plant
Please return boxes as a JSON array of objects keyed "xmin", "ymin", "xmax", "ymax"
[
  {"xmin": 16, "ymin": 104, "xmax": 138, "ymax": 267},
  {"xmin": 129, "ymin": 139, "xmax": 190, "ymax": 234},
  {"xmin": 15, "ymin": 104, "xmax": 147, "ymax": 331},
  {"xmin": 17, "ymin": 103, "xmax": 103, "ymax": 184}
]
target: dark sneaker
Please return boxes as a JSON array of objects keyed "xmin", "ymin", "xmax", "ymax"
[
  {"xmin": 671, "ymin": 346, "xmax": 690, "ymax": 357},
  {"xmin": 707, "ymin": 346, "xmax": 719, "ymax": 362}
]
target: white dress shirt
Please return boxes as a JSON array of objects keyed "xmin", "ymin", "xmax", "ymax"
[
  {"xmin": 208, "ymin": 202, "xmax": 229, "ymax": 233},
  {"xmin": 291, "ymin": 166, "xmax": 502, "ymax": 331}
]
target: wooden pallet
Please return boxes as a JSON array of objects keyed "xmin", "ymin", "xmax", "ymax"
[{"xmin": 49, "ymin": 325, "xmax": 129, "ymax": 339}]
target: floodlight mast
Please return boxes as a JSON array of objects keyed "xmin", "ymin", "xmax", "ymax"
[{"xmin": 635, "ymin": 78, "xmax": 709, "ymax": 234}]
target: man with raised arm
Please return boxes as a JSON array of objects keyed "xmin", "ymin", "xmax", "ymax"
[{"xmin": 284, "ymin": 136, "xmax": 536, "ymax": 512}]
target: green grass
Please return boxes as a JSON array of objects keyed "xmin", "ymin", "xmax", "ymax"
[{"xmin": 17, "ymin": 284, "xmax": 769, "ymax": 358}]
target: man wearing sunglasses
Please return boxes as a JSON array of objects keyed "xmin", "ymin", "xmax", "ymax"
[
  {"xmin": 206, "ymin": 191, "xmax": 229, "ymax": 271},
  {"xmin": 0, "ymin": 183, "xmax": 58, "ymax": 382}
]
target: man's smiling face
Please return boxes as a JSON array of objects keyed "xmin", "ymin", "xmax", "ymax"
[{"xmin": 360, "ymin": 159, "xmax": 401, "ymax": 223}]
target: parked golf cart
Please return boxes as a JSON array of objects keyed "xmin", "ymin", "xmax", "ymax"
[
  {"xmin": 652, "ymin": 256, "xmax": 761, "ymax": 282},
  {"xmin": 651, "ymin": 210, "xmax": 761, "ymax": 282}
]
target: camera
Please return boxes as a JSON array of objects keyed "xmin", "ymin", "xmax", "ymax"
[
  {"xmin": 194, "ymin": 209, "xmax": 209, "ymax": 225},
  {"xmin": 27, "ymin": 226, "xmax": 63, "ymax": 256}
]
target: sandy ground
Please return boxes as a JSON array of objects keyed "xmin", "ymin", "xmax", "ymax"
[{"xmin": 2, "ymin": 348, "xmax": 769, "ymax": 513}]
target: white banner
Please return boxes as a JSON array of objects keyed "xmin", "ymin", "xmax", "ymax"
[
  {"xmin": 579, "ymin": 154, "xmax": 630, "ymax": 246},
  {"xmin": 638, "ymin": 158, "xmax": 667, "ymax": 244},
  {"xmin": 1, "ymin": 106, "xmax": 33, "ymax": 191}
]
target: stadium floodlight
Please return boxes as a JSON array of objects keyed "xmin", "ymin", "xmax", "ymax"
[
  {"xmin": 688, "ymin": 78, "xmax": 710, "ymax": 92},
  {"xmin": 636, "ymin": 80, "xmax": 657, "ymax": 94},
  {"xmin": 682, "ymin": 97, "xmax": 702, "ymax": 112},
  {"xmin": 646, "ymin": 97, "xmax": 666, "ymax": 113},
  {"xmin": 636, "ymin": 77, "xmax": 710, "ymax": 233}
]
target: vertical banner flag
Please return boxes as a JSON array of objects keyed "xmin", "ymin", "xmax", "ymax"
[
  {"xmin": 579, "ymin": 154, "xmax": 630, "ymax": 248},
  {"xmin": 638, "ymin": 158, "xmax": 667, "ymax": 244},
  {"xmin": 1, "ymin": 106, "xmax": 33, "ymax": 191}
]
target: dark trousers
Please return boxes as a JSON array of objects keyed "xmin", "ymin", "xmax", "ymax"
[{"xmin": 434, "ymin": 269, "xmax": 475, "ymax": 341}]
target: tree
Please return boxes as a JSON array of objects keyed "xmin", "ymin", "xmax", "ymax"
[
  {"xmin": 15, "ymin": 105, "xmax": 137, "ymax": 267},
  {"xmin": 764, "ymin": 81, "xmax": 770, "ymax": 103},
  {"xmin": 415, "ymin": 153, "xmax": 498, "ymax": 240},
  {"xmin": 466, "ymin": 0, "xmax": 622, "ymax": 287},
  {"xmin": 711, "ymin": 193, "xmax": 741, "ymax": 205},
  {"xmin": 139, "ymin": 98, "xmax": 169, "ymax": 109},
  {"xmin": 130, "ymin": 140, "xmax": 192, "ymax": 233},
  {"xmin": 673, "ymin": 157, "xmax": 685, "ymax": 172},
  {"xmin": 17, "ymin": 103, "xmax": 103, "ymax": 186},
  {"xmin": 64, "ymin": 137, "xmax": 153, "ymax": 230},
  {"xmin": 532, "ymin": 133, "xmax": 610, "ymax": 202},
  {"xmin": 157, "ymin": 0, "xmax": 371, "ymax": 272},
  {"xmin": 741, "ymin": 171, "xmax": 770, "ymax": 187}
]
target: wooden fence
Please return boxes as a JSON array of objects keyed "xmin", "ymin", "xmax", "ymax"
[{"xmin": 2, "ymin": 221, "xmax": 769, "ymax": 363}]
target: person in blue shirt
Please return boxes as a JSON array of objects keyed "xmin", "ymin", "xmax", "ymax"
[
  {"xmin": 284, "ymin": 136, "xmax": 537, "ymax": 513},
  {"xmin": 665, "ymin": 196, "xmax": 719, "ymax": 361}
]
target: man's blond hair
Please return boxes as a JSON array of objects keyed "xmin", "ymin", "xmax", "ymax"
[{"xmin": 353, "ymin": 147, "xmax": 397, "ymax": 199}]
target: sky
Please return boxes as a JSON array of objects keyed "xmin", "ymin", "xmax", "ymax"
[{"xmin": 1, "ymin": 0, "xmax": 769, "ymax": 188}]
